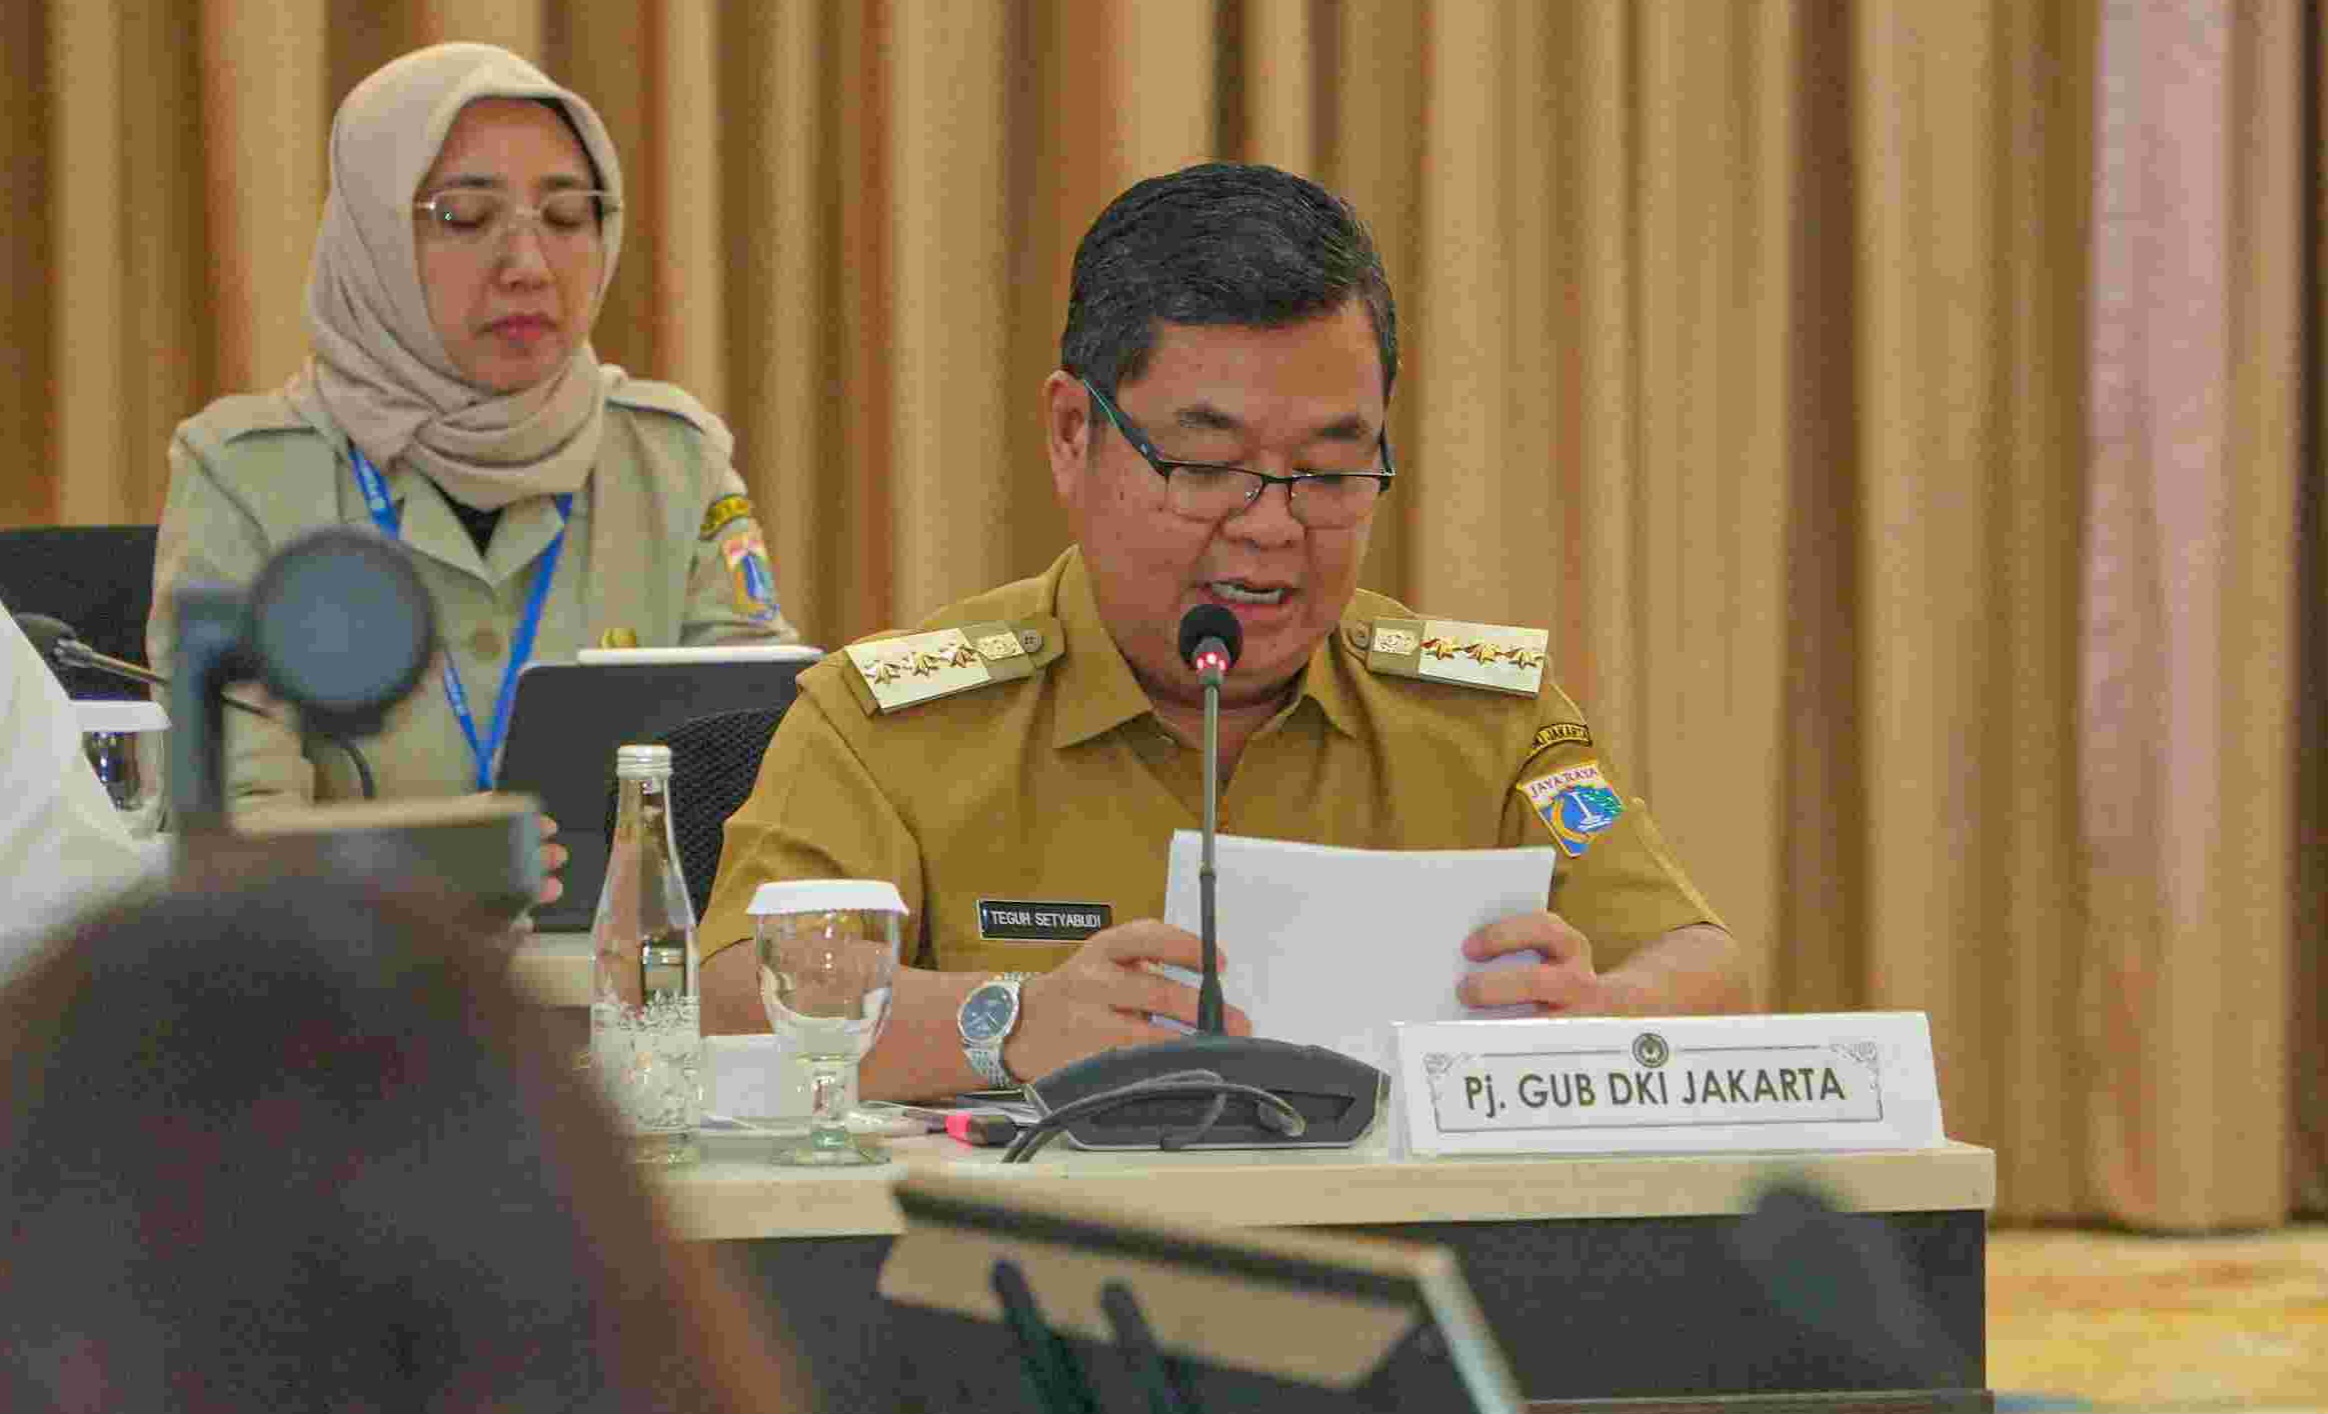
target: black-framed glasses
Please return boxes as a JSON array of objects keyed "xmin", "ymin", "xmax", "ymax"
[
  {"xmin": 412, "ymin": 187, "xmax": 617, "ymax": 243},
  {"xmin": 1079, "ymin": 376, "xmax": 1395, "ymax": 529}
]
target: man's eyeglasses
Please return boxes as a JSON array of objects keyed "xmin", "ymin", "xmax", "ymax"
[
  {"xmin": 412, "ymin": 188, "xmax": 617, "ymax": 243},
  {"xmin": 1079, "ymin": 376, "xmax": 1394, "ymax": 530}
]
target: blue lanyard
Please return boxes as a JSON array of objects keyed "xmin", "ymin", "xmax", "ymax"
[{"xmin": 351, "ymin": 447, "xmax": 571, "ymax": 790}]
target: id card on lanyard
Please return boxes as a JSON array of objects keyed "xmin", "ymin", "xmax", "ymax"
[{"xmin": 351, "ymin": 447, "xmax": 571, "ymax": 790}]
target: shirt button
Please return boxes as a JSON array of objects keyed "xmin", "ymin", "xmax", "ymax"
[
  {"xmin": 1018, "ymin": 627, "xmax": 1044, "ymax": 653},
  {"xmin": 467, "ymin": 626, "xmax": 503, "ymax": 660}
]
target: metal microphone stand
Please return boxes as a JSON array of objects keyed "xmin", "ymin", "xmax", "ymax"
[
  {"xmin": 46, "ymin": 632, "xmax": 378, "ymax": 800},
  {"xmin": 1197, "ymin": 651, "xmax": 1225, "ymax": 1034}
]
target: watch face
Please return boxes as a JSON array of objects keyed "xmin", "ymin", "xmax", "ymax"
[{"xmin": 960, "ymin": 984, "xmax": 1016, "ymax": 1043}]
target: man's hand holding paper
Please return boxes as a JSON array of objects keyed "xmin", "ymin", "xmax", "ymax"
[
  {"xmin": 1006, "ymin": 920, "xmax": 1255, "ymax": 1081},
  {"xmin": 1162, "ymin": 833, "xmax": 1562, "ymax": 1074},
  {"xmin": 1457, "ymin": 911, "xmax": 1603, "ymax": 1015}
]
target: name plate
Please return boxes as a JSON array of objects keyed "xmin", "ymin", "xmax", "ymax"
[{"xmin": 1392, "ymin": 1011, "xmax": 1944, "ymax": 1157}]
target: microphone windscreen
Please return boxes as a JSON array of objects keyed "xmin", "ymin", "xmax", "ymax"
[
  {"xmin": 249, "ymin": 527, "xmax": 435, "ymax": 731},
  {"xmin": 13, "ymin": 611, "xmax": 79, "ymax": 663},
  {"xmin": 1176, "ymin": 603, "xmax": 1243, "ymax": 670}
]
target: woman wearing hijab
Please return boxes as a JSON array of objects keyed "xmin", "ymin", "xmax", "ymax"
[{"xmin": 149, "ymin": 43, "xmax": 798, "ymax": 810}]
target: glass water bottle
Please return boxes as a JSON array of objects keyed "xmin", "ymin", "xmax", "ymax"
[{"xmin": 589, "ymin": 743, "xmax": 702, "ymax": 1165}]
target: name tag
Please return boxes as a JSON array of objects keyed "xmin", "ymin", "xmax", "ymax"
[
  {"xmin": 977, "ymin": 898, "xmax": 1113, "ymax": 943},
  {"xmin": 1392, "ymin": 1011, "xmax": 1944, "ymax": 1157}
]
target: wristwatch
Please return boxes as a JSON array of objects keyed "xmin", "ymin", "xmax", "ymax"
[{"xmin": 958, "ymin": 972, "xmax": 1035, "ymax": 1088}]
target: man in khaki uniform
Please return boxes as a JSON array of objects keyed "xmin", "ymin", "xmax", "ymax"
[
  {"xmin": 150, "ymin": 378, "xmax": 797, "ymax": 806},
  {"xmin": 700, "ymin": 164, "xmax": 1747, "ymax": 1100}
]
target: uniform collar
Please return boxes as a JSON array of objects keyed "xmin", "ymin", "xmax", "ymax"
[
  {"xmin": 1300, "ymin": 620, "xmax": 1366, "ymax": 741},
  {"xmin": 381, "ymin": 460, "xmax": 568, "ymax": 586},
  {"xmin": 1047, "ymin": 545, "xmax": 1363, "ymax": 748},
  {"xmin": 1049, "ymin": 548, "xmax": 1160, "ymax": 748}
]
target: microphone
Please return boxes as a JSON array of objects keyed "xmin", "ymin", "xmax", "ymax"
[
  {"xmin": 1016, "ymin": 605, "xmax": 1383, "ymax": 1155},
  {"xmin": 1177, "ymin": 603, "xmax": 1240, "ymax": 1034},
  {"xmin": 162, "ymin": 527, "xmax": 541, "ymax": 921},
  {"xmin": 20, "ymin": 613, "xmax": 270, "ymax": 721},
  {"xmin": 1176, "ymin": 603, "xmax": 1240, "ymax": 686},
  {"xmin": 17, "ymin": 611, "xmax": 376, "ymax": 799},
  {"xmin": 16, "ymin": 611, "xmax": 77, "ymax": 666}
]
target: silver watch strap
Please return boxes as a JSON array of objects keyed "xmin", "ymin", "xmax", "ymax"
[
  {"xmin": 966, "ymin": 1044, "xmax": 1015, "ymax": 1088},
  {"xmin": 966, "ymin": 972, "xmax": 1036, "ymax": 1087}
]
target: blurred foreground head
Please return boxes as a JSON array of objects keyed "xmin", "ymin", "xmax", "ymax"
[{"xmin": 0, "ymin": 846, "xmax": 799, "ymax": 1413}]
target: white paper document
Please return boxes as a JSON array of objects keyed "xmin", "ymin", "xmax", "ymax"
[{"xmin": 1162, "ymin": 832, "xmax": 1560, "ymax": 1075}]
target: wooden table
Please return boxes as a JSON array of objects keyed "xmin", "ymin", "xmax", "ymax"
[
  {"xmin": 659, "ymin": 1131, "xmax": 1992, "ymax": 1412},
  {"xmin": 519, "ymin": 936, "xmax": 1994, "ymax": 1410}
]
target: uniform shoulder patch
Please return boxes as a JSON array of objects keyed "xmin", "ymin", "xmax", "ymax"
[
  {"xmin": 1352, "ymin": 614, "xmax": 1547, "ymax": 697},
  {"xmin": 1529, "ymin": 722, "xmax": 1593, "ymax": 755},
  {"xmin": 1517, "ymin": 760, "xmax": 1626, "ymax": 858},
  {"xmin": 714, "ymin": 521, "xmax": 783, "ymax": 624},
  {"xmin": 699, "ymin": 493, "xmax": 755, "ymax": 540},
  {"xmin": 843, "ymin": 620, "xmax": 1054, "ymax": 715}
]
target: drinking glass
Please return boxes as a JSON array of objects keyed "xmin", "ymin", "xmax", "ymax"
[
  {"xmin": 749, "ymin": 880, "xmax": 905, "ymax": 1166},
  {"xmin": 74, "ymin": 700, "xmax": 168, "ymax": 838}
]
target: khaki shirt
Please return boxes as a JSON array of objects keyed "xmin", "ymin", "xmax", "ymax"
[
  {"xmin": 150, "ymin": 381, "xmax": 800, "ymax": 806},
  {"xmin": 699, "ymin": 546, "xmax": 1718, "ymax": 974}
]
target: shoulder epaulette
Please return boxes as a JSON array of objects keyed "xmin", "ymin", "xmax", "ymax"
[
  {"xmin": 1346, "ymin": 614, "xmax": 1547, "ymax": 698},
  {"xmin": 840, "ymin": 618, "xmax": 1062, "ymax": 715},
  {"xmin": 183, "ymin": 394, "xmax": 317, "ymax": 449},
  {"xmin": 605, "ymin": 375, "xmax": 720, "ymax": 436}
]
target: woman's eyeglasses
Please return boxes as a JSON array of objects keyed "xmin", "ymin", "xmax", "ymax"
[{"xmin": 412, "ymin": 188, "xmax": 617, "ymax": 242}]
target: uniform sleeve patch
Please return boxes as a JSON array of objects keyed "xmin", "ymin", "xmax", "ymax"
[
  {"xmin": 1530, "ymin": 722, "xmax": 1593, "ymax": 755},
  {"xmin": 700, "ymin": 493, "xmax": 756, "ymax": 540},
  {"xmin": 1517, "ymin": 760, "xmax": 1626, "ymax": 858},
  {"xmin": 721, "ymin": 528, "xmax": 782, "ymax": 622}
]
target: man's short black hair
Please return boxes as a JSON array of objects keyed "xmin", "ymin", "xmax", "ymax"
[{"xmin": 1060, "ymin": 162, "xmax": 1398, "ymax": 400}]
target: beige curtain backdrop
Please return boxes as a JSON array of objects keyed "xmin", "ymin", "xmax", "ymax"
[{"xmin": 1, "ymin": 0, "xmax": 2317, "ymax": 1227}]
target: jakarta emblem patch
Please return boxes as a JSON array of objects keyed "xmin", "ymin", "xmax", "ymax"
[
  {"xmin": 721, "ymin": 529, "xmax": 782, "ymax": 623},
  {"xmin": 1518, "ymin": 760, "xmax": 1626, "ymax": 858}
]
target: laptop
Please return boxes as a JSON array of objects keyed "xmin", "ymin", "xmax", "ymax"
[
  {"xmin": 877, "ymin": 1173, "xmax": 1524, "ymax": 1412},
  {"xmin": 495, "ymin": 646, "xmax": 821, "ymax": 931}
]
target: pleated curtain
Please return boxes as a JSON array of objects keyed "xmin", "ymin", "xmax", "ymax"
[{"xmin": 4, "ymin": 0, "xmax": 2318, "ymax": 1228}]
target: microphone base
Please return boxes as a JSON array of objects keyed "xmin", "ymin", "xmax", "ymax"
[{"xmin": 1026, "ymin": 1034, "xmax": 1384, "ymax": 1151}]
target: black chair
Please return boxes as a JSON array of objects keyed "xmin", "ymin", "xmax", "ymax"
[
  {"xmin": 0, "ymin": 524, "xmax": 159, "ymax": 700},
  {"xmin": 602, "ymin": 703, "xmax": 790, "ymax": 924}
]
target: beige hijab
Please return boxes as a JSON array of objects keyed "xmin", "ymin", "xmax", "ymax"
[{"xmin": 291, "ymin": 43, "xmax": 625, "ymax": 511}]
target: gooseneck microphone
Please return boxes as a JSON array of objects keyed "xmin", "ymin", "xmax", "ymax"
[
  {"xmin": 1176, "ymin": 602, "xmax": 1241, "ymax": 1035},
  {"xmin": 20, "ymin": 613, "xmax": 269, "ymax": 719},
  {"xmin": 164, "ymin": 529, "xmax": 432, "ymax": 820},
  {"xmin": 18, "ymin": 611, "xmax": 378, "ymax": 800},
  {"xmin": 1014, "ymin": 605, "xmax": 1384, "ymax": 1156},
  {"xmin": 159, "ymin": 526, "xmax": 545, "ymax": 920}
]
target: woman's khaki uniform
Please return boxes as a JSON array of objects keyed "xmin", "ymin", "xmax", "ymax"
[{"xmin": 150, "ymin": 382, "xmax": 797, "ymax": 806}]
